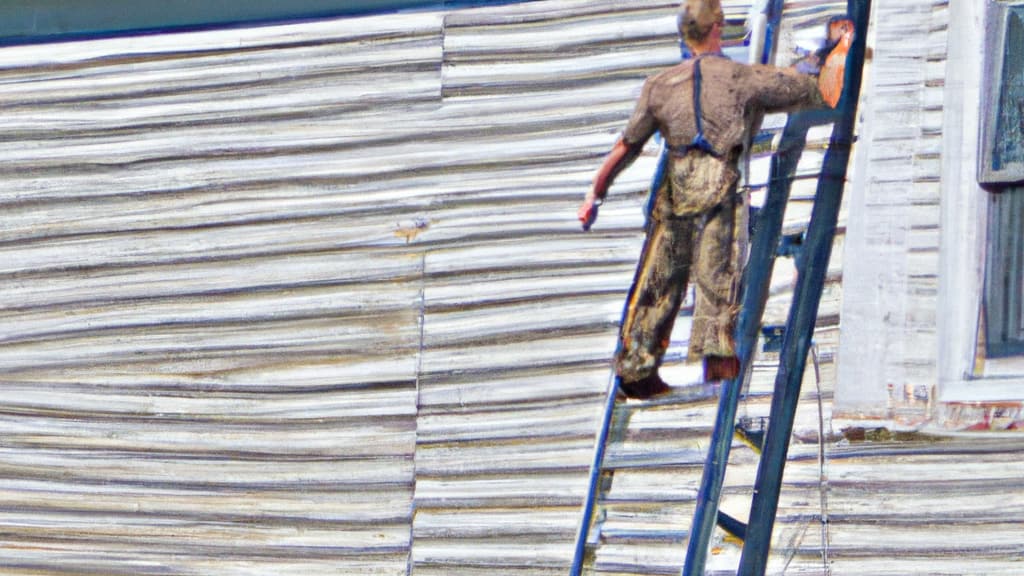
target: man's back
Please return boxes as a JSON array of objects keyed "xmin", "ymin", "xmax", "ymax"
[{"xmin": 623, "ymin": 55, "xmax": 823, "ymax": 161}]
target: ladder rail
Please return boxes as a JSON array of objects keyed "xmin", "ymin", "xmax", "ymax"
[
  {"xmin": 571, "ymin": 154, "xmax": 663, "ymax": 573},
  {"xmin": 684, "ymin": 1, "xmax": 871, "ymax": 573},
  {"xmin": 681, "ymin": 101, "xmax": 823, "ymax": 576},
  {"xmin": 738, "ymin": 3, "xmax": 870, "ymax": 572},
  {"xmin": 570, "ymin": 369, "xmax": 620, "ymax": 576}
]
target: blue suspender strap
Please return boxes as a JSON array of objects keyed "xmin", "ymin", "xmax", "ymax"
[
  {"xmin": 667, "ymin": 55, "xmax": 718, "ymax": 157},
  {"xmin": 689, "ymin": 57, "xmax": 716, "ymax": 154}
]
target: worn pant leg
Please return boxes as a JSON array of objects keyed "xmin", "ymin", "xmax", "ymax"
[
  {"xmin": 614, "ymin": 214, "xmax": 697, "ymax": 383},
  {"xmin": 688, "ymin": 192, "xmax": 744, "ymax": 361},
  {"xmin": 688, "ymin": 194, "xmax": 744, "ymax": 360}
]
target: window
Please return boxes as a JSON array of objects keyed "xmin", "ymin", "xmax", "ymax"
[
  {"xmin": 983, "ymin": 187, "xmax": 1024, "ymax": 359},
  {"xmin": 979, "ymin": 2, "xmax": 1024, "ymax": 184},
  {"xmin": 978, "ymin": 1, "xmax": 1024, "ymax": 372},
  {"xmin": 933, "ymin": 0, "xmax": 1024, "ymax": 410}
]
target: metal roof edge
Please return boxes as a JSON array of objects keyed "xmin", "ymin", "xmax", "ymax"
[{"xmin": 0, "ymin": 0, "xmax": 534, "ymax": 46}]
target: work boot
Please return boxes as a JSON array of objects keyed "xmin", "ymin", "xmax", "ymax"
[
  {"xmin": 618, "ymin": 373, "xmax": 671, "ymax": 399},
  {"xmin": 703, "ymin": 355, "xmax": 740, "ymax": 381}
]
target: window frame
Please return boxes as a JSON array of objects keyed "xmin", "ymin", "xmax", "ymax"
[
  {"xmin": 937, "ymin": 0, "xmax": 1024, "ymax": 404},
  {"xmin": 979, "ymin": 1, "xmax": 1024, "ymax": 185}
]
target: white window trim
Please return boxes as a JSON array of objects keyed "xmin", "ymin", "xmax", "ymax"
[
  {"xmin": 938, "ymin": 0, "xmax": 1024, "ymax": 404},
  {"xmin": 941, "ymin": 377, "xmax": 1024, "ymax": 403}
]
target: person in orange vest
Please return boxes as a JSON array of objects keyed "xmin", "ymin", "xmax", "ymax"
[
  {"xmin": 578, "ymin": 0, "xmax": 852, "ymax": 398},
  {"xmin": 819, "ymin": 16, "xmax": 854, "ymax": 108}
]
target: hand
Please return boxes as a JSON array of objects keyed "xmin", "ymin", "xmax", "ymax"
[
  {"xmin": 792, "ymin": 53, "xmax": 822, "ymax": 76},
  {"xmin": 577, "ymin": 196, "xmax": 602, "ymax": 231}
]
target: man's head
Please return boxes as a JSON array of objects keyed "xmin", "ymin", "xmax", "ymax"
[
  {"xmin": 827, "ymin": 17, "xmax": 854, "ymax": 45},
  {"xmin": 677, "ymin": 0, "xmax": 725, "ymax": 48}
]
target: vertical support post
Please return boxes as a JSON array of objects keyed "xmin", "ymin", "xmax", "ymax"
[{"xmin": 737, "ymin": 2, "xmax": 870, "ymax": 574}]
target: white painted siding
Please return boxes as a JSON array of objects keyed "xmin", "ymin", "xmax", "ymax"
[
  {"xmin": 836, "ymin": 0, "xmax": 948, "ymax": 419},
  {"xmin": 0, "ymin": 2, "xmax": 686, "ymax": 573}
]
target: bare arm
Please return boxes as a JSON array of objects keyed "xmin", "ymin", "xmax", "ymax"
[
  {"xmin": 747, "ymin": 64, "xmax": 826, "ymax": 112},
  {"xmin": 577, "ymin": 138, "xmax": 644, "ymax": 230},
  {"xmin": 578, "ymin": 80, "xmax": 657, "ymax": 230},
  {"xmin": 592, "ymin": 138, "xmax": 644, "ymax": 202}
]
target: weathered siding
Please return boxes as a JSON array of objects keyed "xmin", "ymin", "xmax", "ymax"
[
  {"xmin": 0, "ymin": 1, "xmax": 685, "ymax": 573},
  {"xmin": 6, "ymin": 1, "xmax": 1022, "ymax": 576},
  {"xmin": 836, "ymin": 0, "xmax": 948, "ymax": 419},
  {"xmin": 0, "ymin": 12, "xmax": 442, "ymax": 575}
]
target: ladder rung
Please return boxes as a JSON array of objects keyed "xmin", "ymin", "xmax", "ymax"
[
  {"xmin": 597, "ymin": 528, "xmax": 688, "ymax": 543},
  {"xmin": 599, "ymin": 494, "xmax": 696, "ymax": 504},
  {"xmin": 613, "ymin": 382, "xmax": 719, "ymax": 413},
  {"xmin": 716, "ymin": 510, "xmax": 747, "ymax": 541},
  {"xmin": 603, "ymin": 448, "xmax": 706, "ymax": 470}
]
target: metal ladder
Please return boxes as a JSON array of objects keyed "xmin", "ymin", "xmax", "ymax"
[{"xmin": 571, "ymin": 1, "xmax": 870, "ymax": 573}]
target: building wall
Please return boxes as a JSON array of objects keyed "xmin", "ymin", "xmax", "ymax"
[
  {"xmin": 2, "ymin": 0, "xmax": 951, "ymax": 574},
  {"xmin": 0, "ymin": 2, "xmax": 682, "ymax": 573},
  {"xmin": 836, "ymin": 0, "xmax": 949, "ymax": 421},
  {"xmin": 0, "ymin": 11, "xmax": 449, "ymax": 575}
]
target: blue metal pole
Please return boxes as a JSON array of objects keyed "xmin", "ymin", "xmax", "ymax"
[
  {"xmin": 737, "ymin": 2, "xmax": 870, "ymax": 574},
  {"xmin": 570, "ymin": 371, "xmax": 621, "ymax": 576},
  {"xmin": 760, "ymin": 0, "xmax": 786, "ymax": 64},
  {"xmin": 572, "ymin": 138, "xmax": 670, "ymax": 574},
  {"xmin": 681, "ymin": 378, "xmax": 741, "ymax": 576}
]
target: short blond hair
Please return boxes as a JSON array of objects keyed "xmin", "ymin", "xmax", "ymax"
[{"xmin": 678, "ymin": 0, "xmax": 724, "ymax": 46}]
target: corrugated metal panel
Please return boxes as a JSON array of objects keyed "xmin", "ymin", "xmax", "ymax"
[
  {"xmin": 0, "ymin": 10, "xmax": 442, "ymax": 575},
  {"xmin": 11, "ymin": 0, "xmax": 1016, "ymax": 575}
]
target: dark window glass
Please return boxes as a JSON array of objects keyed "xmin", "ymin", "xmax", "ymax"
[{"xmin": 984, "ymin": 187, "xmax": 1024, "ymax": 357}]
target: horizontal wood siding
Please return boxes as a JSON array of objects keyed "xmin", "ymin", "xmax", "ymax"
[{"xmin": 836, "ymin": 0, "xmax": 948, "ymax": 418}]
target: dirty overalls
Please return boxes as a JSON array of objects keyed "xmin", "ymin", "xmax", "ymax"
[
  {"xmin": 614, "ymin": 54, "xmax": 747, "ymax": 388},
  {"xmin": 612, "ymin": 53, "xmax": 827, "ymax": 391}
]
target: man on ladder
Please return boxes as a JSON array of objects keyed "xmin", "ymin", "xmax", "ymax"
[{"xmin": 577, "ymin": 0, "xmax": 849, "ymax": 399}]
